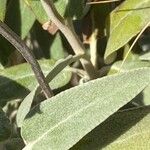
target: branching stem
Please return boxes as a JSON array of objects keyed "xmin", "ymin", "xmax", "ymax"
[{"xmin": 41, "ymin": 0, "xmax": 99, "ymax": 79}]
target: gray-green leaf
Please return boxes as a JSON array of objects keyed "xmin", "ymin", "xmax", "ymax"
[
  {"xmin": 16, "ymin": 55, "xmax": 82, "ymax": 128},
  {"xmin": 108, "ymin": 61, "xmax": 150, "ymax": 106},
  {"xmin": 71, "ymin": 106, "xmax": 150, "ymax": 150},
  {"xmin": 26, "ymin": 0, "xmax": 86, "ymax": 24},
  {"xmin": 21, "ymin": 68, "xmax": 150, "ymax": 150},
  {"xmin": 0, "ymin": 59, "xmax": 71, "ymax": 107},
  {"xmin": 108, "ymin": 60, "xmax": 150, "ymax": 74}
]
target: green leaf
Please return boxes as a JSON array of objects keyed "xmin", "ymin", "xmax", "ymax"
[
  {"xmin": 26, "ymin": 0, "xmax": 86, "ymax": 24},
  {"xmin": 140, "ymin": 51, "xmax": 150, "ymax": 61},
  {"xmin": 16, "ymin": 89, "xmax": 36, "ymax": 128},
  {"xmin": 123, "ymin": 44, "xmax": 140, "ymax": 61},
  {"xmin": 105, "ymin": 0, "xmax": 150, "ymax": 59},
  {"xmin": 50, "ymin": 32, "xmax": 65, "ymax": 60},
  {"xmin": 0, "ymin": 0, "xmax": 7, "ymax": 21},
  {"xmin": 16, "ymin": 55, "xmax": 83, "ymax": 128},
  {"xmin": 5, "ymin": 0, "xmax": 35, "ymax": 39},
  {"xmin": 0, "ymin": 59, "xmax": 71, "ymax": 107},
  {"xmin": 20, "ymin": 0, "xmax": 36, "ymax": 39},
  {"xmin": 21, "ymin": 68, "xmax": 150, "ymax": 150},
  {"xmin": 0, "ymin": 108, "xmax": 11, "ymax": 142},
  {"xmin": 25, "ymin": 0, "xmax": 48, "ymax": 24},
  {"xmin": 71, "ymin": 106, "xmax": 150, "ymax": 150}
]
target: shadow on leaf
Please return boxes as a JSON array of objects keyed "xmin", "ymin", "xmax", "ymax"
[
  {"xmin": 71, "ymin": 106, "xmax": 150, "ymax": 150},
  {"xmin": 0, "ymin": 76, "xmax": 30, "ymax": 107}
]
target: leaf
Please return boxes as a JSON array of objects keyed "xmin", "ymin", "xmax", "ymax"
[
  {"xmin": 71, "ymin": 106, "xmax": 150, "ymax": 150},
  {"xmin": 108, "ymin": 61, "xmax": 150, "ymax": 106},
  {"xmin": 16, "ymin": 55, "xmax": 83, "ymax": 128},
  {"xmin": 140, "ymin": 51, "xmax": 150, "ymax": 61},
  {"xmin": 45, "ymin": 54, "xmax": 84, "ymax": 83},
  {"xmin": 20, "ymin": 0, "xmax": 36, "ymax": 39},
  {"xmin": 141, "ymin": 85, "xmax": 150, "ymax": 105},
  {"xmin": 26, "ymin": 0, "xmax": 86, "ymax": 24},
  {"xmin": 21, "ymin": 68, "xmax": 150, "ymax": 150},
  {"xmin": 5, "ymin": 0, "xmax": 35, "ymax": 39},
  {"xmin": 105, "ymin": 0, "xmax": 150, "ymax": 59},
  {"xmin": 16, "ymin": 89, "xmax": 36, "ymax": 128},
  {"xmin": 0, "ymin": 0, "xmax": 13, "ymax": 66},
  {"xmin": 0, "ymin": 0, "xmax": 7, "ymax": 21},
  {"xmin": 25, "ymin": 0, "xmax": 48, "ymax": 24},
  {"xmin": 0, "ymin": 59, "xmax": 72, "ymax": 107},
  {"xmin": 136, "ymin": 85, "xmax": 150, "ymax": 105},
  {"xmin": 0, "ymin": 108, "xmax": 11, "ymax": 142},
  {"xmin": 108, "ymin": 60, "xmax": 150, "ymax": 74},
  {"xmin": 123, "ymin": 44, "xmax": 139, "ymax": 61},
  {"xmin": 50, "ymin": 32, "xmax": 65, "ymax": 60}
]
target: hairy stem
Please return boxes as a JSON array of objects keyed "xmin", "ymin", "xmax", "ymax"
[
  {"xmin": 41, "ymin": 0, "xmax": 99, "ymax": 79},
  {"xmin": 0, "ymin": 20, "xmax": 53, "ymax": 98}
]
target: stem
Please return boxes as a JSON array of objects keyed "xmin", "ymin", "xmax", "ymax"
[
  {"xmin": 41, "ymin": 0, "xmax": 99, "ymax": 79},
  {"xmin": 87, "ymin": 0, "xmax": 120, "ymax": 4},
  {"xmin": 0, "ymin": 20, "xmax": 53, "ymax": 98},
  {"xmin": 118, "ymin": 21, "xmax": 150, "ymax": 72}
]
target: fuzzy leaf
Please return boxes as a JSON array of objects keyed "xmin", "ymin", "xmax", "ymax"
[
  {"xmin": 16, "ymin": 55, "xmax": 82, "ymax": 128},
  {"xmin": 22, "ymin": 68, "xmax": 150, "ymax": 150},
  {"xmin": 0, "ymin": 59, "xmax": 71, "ymax": 107},
  {"xmin": 108, "ymin": 60, "xmax": 150, "ymax": 74},
  {"xmin": 108, "ymin": 61, "xmax": 150, "ymax": 106},
  {"xmin": 71, "ymin": 106, "xmax": 150, "ymax": 150}
]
